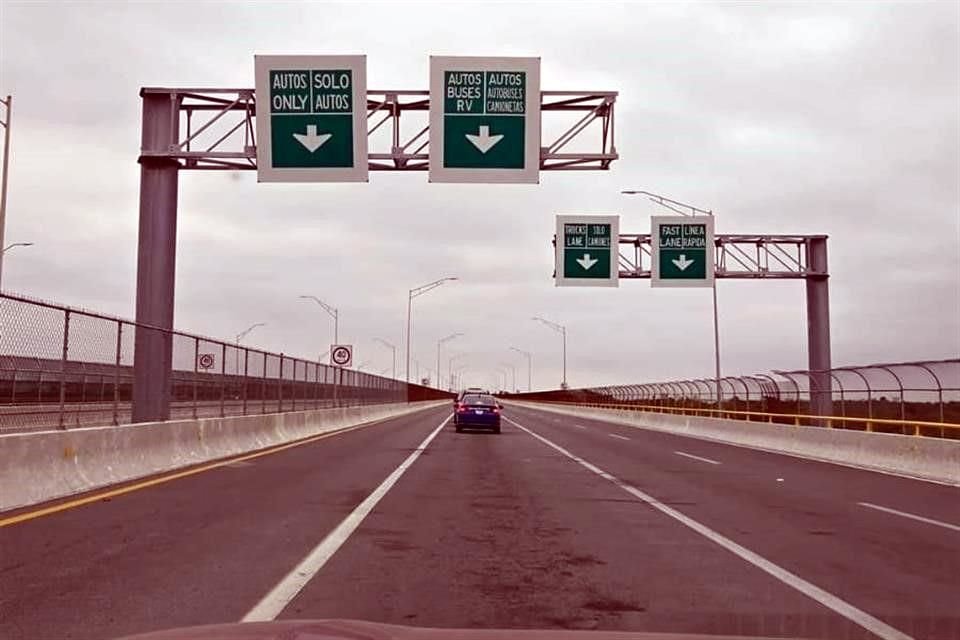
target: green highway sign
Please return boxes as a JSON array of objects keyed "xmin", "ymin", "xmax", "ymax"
[
  {"xmin": 430, "ymin": 56, "xmax": 541, "ymax": 184},
  {"xmin": 255, "ymin": 55, "xmax": 368, "ymax": 182},
  {"xmin": 651, "ymin": 215, "xmax": 715, "ymax": 288},
  {"xmin": 555, "ymin": 215, "xmax": 619, "ymax": 287}
]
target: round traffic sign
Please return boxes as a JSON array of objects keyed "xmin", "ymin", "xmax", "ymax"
[
  {"xmin": 198, "ymin": 353, "xmax": 215, "ymax": 369},
  {"xmin": 331, "ymin": 346, "xmax": 352, "ymax": 366}
]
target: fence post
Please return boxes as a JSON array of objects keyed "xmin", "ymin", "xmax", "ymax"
[
  {"xmin": 113, "ymin": 321, "xmax": 122, "ymax": 426},
  {"xmin": 242, "ymin": 347, "xmax": 249, "ymax": 416},
  {"xmin": 220, "ymin": 342, "xmax": 227, "ymax": 418},
  {"xmin": 58, "ymin": 310, "xmax": 70, "ymax": 430},
  {"xmin": 291, "ymin": 359, "xmax": 298, "ymax": 412},
  {"xmin": 333, "ymin": 365, "xmax": 339, "ymax": 407},
  {"xmin": 278, "ymin": 353, "xmax": 284, "ymax": 412},
  {"xmin": 192, "ymin": 337, "xmax": 199, "ymax": 420},
  {"xmin": 261, "ymin": 352, "xmax": 267, "ymax": 415}
]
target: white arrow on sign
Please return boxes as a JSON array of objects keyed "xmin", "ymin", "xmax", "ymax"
[
  {"xmin": 293, "ymin": 125, "xmax": 332, "ymax": 153},
  {"xmin": 672, "ymin": 254, "xmax": 695, "ymax": 271},
  {"xmin": 465, "ymin": 125, "xmax": 504, "ymax": 154},
  {"xmin": 576, "ymin": 253, "xmax": 598, "ymax": 270}
]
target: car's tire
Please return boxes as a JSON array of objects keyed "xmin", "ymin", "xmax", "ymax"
[
  {"xmin": 493, "ymin": 423, "xmax": 501, "ymax": 434},
  {"xmin": 455, "ymin": 424, "xmax": 463, "ymax": 433}
]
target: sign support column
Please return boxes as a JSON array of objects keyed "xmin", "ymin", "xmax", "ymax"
[
  {"xmin": 806, "ymin": 236, "xmax": 832, "ymax": 420},
  {"xmin": 133, "ymin": 90, "xmax": 180, "ymax": 423}
]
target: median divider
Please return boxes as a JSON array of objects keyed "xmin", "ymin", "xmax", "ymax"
[
  {"xmin": 1, "ymin": 400, "xmax": 448, "ymax": 513},
  {"xmin": 507, "ymin": 401, "xmax": 960, "ymax": 486}
]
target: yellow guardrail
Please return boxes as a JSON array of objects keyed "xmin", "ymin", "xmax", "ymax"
[{"xmin": 535, "ymin": 401, "xmax": 960, "ymax": 438}]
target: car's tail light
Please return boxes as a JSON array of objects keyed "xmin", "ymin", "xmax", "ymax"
[
  {"xmin": 492, "ymin": 407, "xmax": 500, "ymax": 414},
  {"xmin": 456, "ymin": 403, "xmax": 468, "ymax": 413}
]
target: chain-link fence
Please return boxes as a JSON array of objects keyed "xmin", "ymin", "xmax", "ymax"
[
  {"xmin": 0, "ymin": 292, "xmax": 449, "ymax": 433},
  {"xmin": 504, "ymin": 359, "xmax": 960, "ymax": 439}
]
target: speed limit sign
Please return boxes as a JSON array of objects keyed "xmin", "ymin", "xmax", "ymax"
[
  {"xmin": 197, "ymin": 353, "xmax": 216, "ymax": 370},
  {"xmin": 330, "ymin": 344, "xmax": 353, "ymax": 368}
]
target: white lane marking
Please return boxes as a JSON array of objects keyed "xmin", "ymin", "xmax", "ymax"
[
  {"xmin": 504, "ymin": 416, "xmax": 914, "ymax": 640},
  {"xmin": 507, "ymin": 402, "xmax": 958, "ymax": 487},
  {"xmin": 608, "ymin": 433, "xmax": 631, "ymax": 441},
  {"xmin": 573, "ymin": 424, "xmax": 588, "ymax": 430},
  {"xmin": 674, "ymin": 451, "xmax": 721, "ymax": 465},
  {"xmin": 242, "ymin": 414, "xmax": 451, "ymax": 621},
  {"xmin": 858, "ymin": 502, "xmax": 960, "ymax": 533}
]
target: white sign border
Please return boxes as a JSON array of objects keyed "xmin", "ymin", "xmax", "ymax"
[
  {"xmin": 255, "ymin": 55, "xmax": 368, "ymax": 183},
  {"xmin": 555, "ymin": 214, "xmax": 620, "ymax": 288},
  {"xmin": 650, "ymin": 215, "xmax": 716, "ymax": 289},
  {"xmin": 429, "ymin": 56, "xmax": 541, "ymax": 184},
  {"xmin": 330, "ymin": 344, "xmax": 354, "ymax": 368}
]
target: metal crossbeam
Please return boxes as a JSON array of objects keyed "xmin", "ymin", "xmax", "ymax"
[
  {"xmin": 138, "ymin": 87, "xmax": 617, "ymax": 171},
  {"xmin": 617, "ymin": 234, "xmax": 829, "ymax": 279}
]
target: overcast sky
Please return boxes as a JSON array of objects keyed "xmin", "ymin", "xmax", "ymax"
[{"xmin": 1, "ymin": 1, "xmax": 958, "ymax": 391}]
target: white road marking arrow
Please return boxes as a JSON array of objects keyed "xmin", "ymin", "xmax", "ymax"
[
  {"xmin": 672, "ymin": 254, "xmax": 695, "ymax": 271},
  {"xmin": 293, "ymin": 125, "xmax": 332, "ymax": 153},
  {"xmin": 576, "ymin": 253, "xmax": 598, "ymax": 270},
  {"xmin": 465, "ymin": 125, "xmax": 504, "ymax": 154}
]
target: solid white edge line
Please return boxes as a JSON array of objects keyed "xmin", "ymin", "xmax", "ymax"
[
  {"xmin": 674, "ymin": 450, "xmax": 721, "ymax": 465},
  {"xmin": 504, "ymin": 415, "xmax": 914, "ymax": 640},
  {"xmin": 242, "ymin": 414, "xmax": 452, "ymax": 622},
  {"xmin": 506, "ymin": 402, "xmax": 958, "ymax": 487},
  {"xmin": 608, "ymin": 433, "xmax": 630, "ymax": 441},
  {"xmin": 858, "ymin": 502, "xmax": 960, "ymax": 533}
]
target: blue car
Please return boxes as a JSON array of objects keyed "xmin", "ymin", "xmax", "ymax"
[{"xmin": 454, "ymin": 393, "xmax": 502, "ymax": 434}]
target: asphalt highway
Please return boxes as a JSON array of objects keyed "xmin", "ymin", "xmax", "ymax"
[{"xmin": 1, "ymin": 403, "xmax": 957, "ymax": 640}]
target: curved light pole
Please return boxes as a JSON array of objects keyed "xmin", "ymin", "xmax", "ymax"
[
  {"xmin": 233, "ymin": 322, "xmax": 265, "ymax": 374},
  {"xmin": 532, "ymin": 316, "xmax": 567, "ymax": 389},
  {"xmin": 407, "ymin": 277, "xmax": 457, "ymax": 382},
  {"xmin": 0, "ymin": 95, "xmax": 13, "ymax": 289},
  {"xmin": 509, "ymin": 347, "xmax": 532, "ymax": 392},
  {"xmin": 448, "ymin": 352, "xmax": 466, "ymax": 391},
  {"xmin": 374, "ymin": 337, "xmax": 397, "ymax": 380},
  {"xmin": 299, "ymin": 295, "xmax": 339, "ymax": 345},
  {"xmin": 2, "ymin": 241, "xmax": 32, "ymax": 254},
  {"xmin": 452, "ymin": 364, "xmax": 469, "ymax": 393},
  {"xmin": 496, "ymin": 367, "xmax": 510, "ymax": 393},
  {"xmin": 235, "ymin": 322, "xmax": 266, "ymax": 345},
  {"xmin": 438, "ymin": 332, "xmax": 464, "ymax": 390},
  {"xmin": 0, "ymin": 242, "xmax": 32, "ymax": 289},
  {"xmin": 499, "ymin": 361, "xmax": 517, "ymax": 393},
  {"xmin": 622, "ymin": 189, "xmax": 721, "ymax": 408}
]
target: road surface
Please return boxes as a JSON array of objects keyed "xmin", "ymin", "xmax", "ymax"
[{"xmin": 1, "ymin": 403, "xmax": 957, "ymax": 639}]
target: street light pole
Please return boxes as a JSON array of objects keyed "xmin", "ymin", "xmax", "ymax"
[
  {"xmin": 0, "ymin": 95, "xmax": 12, "ymax": 289},
  {"xmin": 532, "ymin": 316, "xmax": 567, "ymax": 389},
  {"xmin": 406, "ymin": 277, "xmax": 457, "ymax": 382},
  {"xmin": 448, "ymin": 352, "xmax": 466, "ymax": 391},
  {"xmin": 499, "ymin": 362, "xmax": 517, "ymax": 393},
  {"xmin": 437, "ymin": 332, "xmax": 464, "ymax": 390},
  {"xmin": 234, "ymin": 322, "xmax": 266, "ymax": 375},
  {"xmin": 2, "ymin": 242, "xmax": 32, "ymax": 253},
  {"xmin": 510, "ymin": 347, "xmax": 532, "ymax": 392},
  {"xmin": 622, "ymin": 189, "xmax": 721, "ymax": 407},
  {"xmin": 299, "ymin": 295, "xmax": 339, "ymax": 344},
  {"xmin": 374, "ymin": 337, "xmax": 398, "ymax": 380}
]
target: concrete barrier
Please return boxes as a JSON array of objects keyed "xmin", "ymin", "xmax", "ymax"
[
  {"xmin": 1, "ymin": 401, "xmax": 447, "ymax": 512},
  {"xmin": 508, "ymin": 401, "xmax": 960, "ymax": 486}
]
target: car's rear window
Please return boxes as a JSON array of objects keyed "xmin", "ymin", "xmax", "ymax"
[{"xmin": 462, "ymin": 394, "xmax": 496, "ymax": 405}]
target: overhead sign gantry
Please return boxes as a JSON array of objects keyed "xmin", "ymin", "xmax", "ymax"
[{"xmin": 131, "ymin": 54, "xmax": 618, "ymax": 423}]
